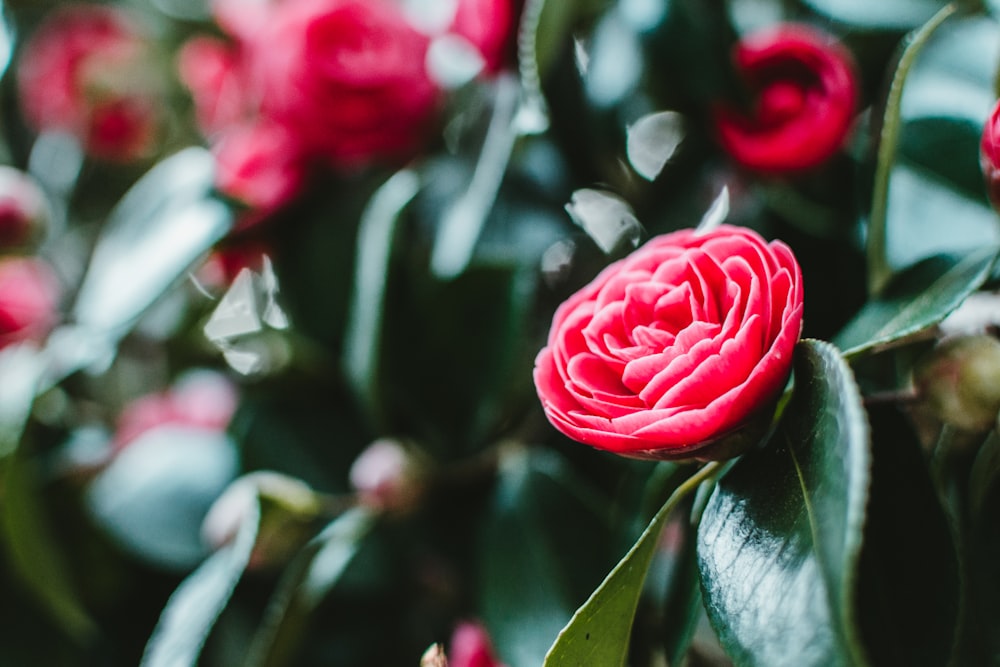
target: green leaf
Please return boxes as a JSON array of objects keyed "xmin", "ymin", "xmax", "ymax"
[
  {"xmin": 542, "ymin": 461, "xmax": 723, "ymax": 667},
  {"xmin": 868, "ymin": 3, "xmax": 958, "ymax": 296},
  {"xmin": 697, "ymin": 340, "xmax": 871, "ymax": 667},
  {"xmin": 246, "ymin": 508, "xmax": 376, "ymax": 667},
  {"xmin": 140, "ymin": 495, "xmax": 261, "ymax": 667},
  {"xmin": 900, "ymin": 117, "xmax": 989, "ymax": 202},
  {"xmin": 0, "ymin": 454, "xmax": 95, "ymax": 642},
  {"xmin": 800, "ymin": 0, "xmax": 949, "ymax": 30},
  {"xmin": 834, "ymin": 247, "xmax": 997, "ymax": 357},
  {"xmin": 342, "ymin": 169, "xmax": 420, "ymax": 427},
  {"xmin": 856, "ymin": 405, "xmax": 959, "ymax": 666},
  {"xmin": 480, "ymin": 448, "xmax": 616, "ymax": 667}
]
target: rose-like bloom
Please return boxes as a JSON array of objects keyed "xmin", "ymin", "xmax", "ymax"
[
  {"xmin": 981, "ymin": 99, "xmax": 1000, "ymax": 210},
  {"xmin": 252, "ymin": 0, "xmax": 440, "ymax": 167},
  {"xmin": 534, "ymin": 225, "xmax": 804, "ymax": 459},
  {"xmin": 0, "ymin": 257, "xmax": 61, "ymax": 349},
  {"xmin": 714, "ymin": 24, "xmax": 858, "ymax": 174},
  {"xmin": 113, "ymin": 370, "xmax": 238, "ymax": 451},
  {"xmin": 448, "ymin": 621, "xmax": 507, "ymax": 667},
  {"xmin": 16, "ymin": 4, "xmax": 164, "ymax": 162}
]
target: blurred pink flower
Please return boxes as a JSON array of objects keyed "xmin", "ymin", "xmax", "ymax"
[
  {"xmin": 0, "ymin": 257, "xmax": 60, "ymax": 349},
  {"xmin": 0, "ymin": 167, "xmax": 49, "ymax": 249},
  {"xmin": 16, "ymin": 4, "xmax": 164, "ymax": 162},
  {"xmin": 113, "ymin": 371, "xmax": 238, "ymax": 452},
  {"xmin": 449, "ymin": 621, "xmax": 507, "ymax": 667}
]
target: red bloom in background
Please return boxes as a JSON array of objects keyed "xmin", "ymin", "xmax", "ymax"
[
  {"xmin": 176, "ymin": 36, "xmax": 248, "ymax": 138},
  {"xmin": 980, "ymin": 99, "xmax": 1000, "ymax": 210},
  {"xmin": 253, "ymin": 0, "xmax": 439, "ymax": 168},
  {"xmin": 16, "ymin": 4, "xmax": 163, "ymax": 163},
  {"xmin": 212, "ymin": 121, "xmax": 309, "ymax": 213},
  {"xmin": 534, "ymin": 225, "xmax": 803, "ymax": 460},
  {"xmin": 113, "ymin": 371, "xmax": 238, "ymax": 452},
  {"xmin": 0, "ymin": 257, "xmax": 61, "ymax": 349},
  {"xmin": 450, "ymin": 0, "xmax": 515, "ymax": 72},
  {"xmin": 714, "ymin": 24, "xmax": 858, "ymax": 174}
]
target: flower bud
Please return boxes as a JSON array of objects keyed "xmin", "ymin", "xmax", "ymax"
[
  {"xmin": 0, "ymin": 167, "xmax": 49, "ymax": 249},
  {"xmin": 201, "ymin": 471, "xmax": 322, "ymax": 569},
  {"xmin": 448, "ymin": 621, "xmax": 506, "ymax": 667},
  {"xmin": 16, "ymin": 4, "xmax": 165, "ymax": 162},
  {"xmin": 348, "ymin": 438, "xmax": 424, "ymax": 512},
  {"xmin": 913, "ymin": 335, "xmax": 1000, "ymax": 432},
  {"xmin": 0, "ymin": 256, "xmax": 61, "ymax": 349},
  {"xmin": 981, "ymin": 99, "xmax": 1000, "ymax": 210}
]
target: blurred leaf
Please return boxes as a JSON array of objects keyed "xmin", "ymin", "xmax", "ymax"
[
  {"xmin": 697, "ymin": 340, "xmax": 871, "ymax": 667},
  {"xmin": 800, "ymin": 0, "xmax": 948, "ymax": 30},
  {"xmin": 431, "ymin": 75, "xmax": 520, "ymax": 279},
  {"xmin": 0, "ymin": 454, "xmax": 95, "ymax": 642},
  {"xmin": 565, "ymin": 188, "xmax": 645, "ymax": 254},
  {"xmin": 542, "ymin": 461, "xmax": 722, "ymax": 667},
  {"xmin": 480, "ymin": 448, "xmax": 616, "ymax": 667},
  {"xmin": 140, "ymin": 495, "xmax": 260, "ymax": 667},
  {"xmin": 900, "ymin": 117, "xmax": 987, "ymax": 202},
  {"xmin": 342, "ymin": 169, "xmax": 420, "ymax": 426},
  {"xmin": 70, "ymin": 148, "xmax": 232, "ymax": 353},
  {"xmin": 246, "ymin": 507, "xmax": 376, "ymax": 667},
  {"xmin": 834, "ymin": 248, "xmax": 997, "ymax": 358},
  {"xmin": 626, "ymin": 110, "xmax": 685, "ymax": 181},
  {"xmin": 857, "ymin": 405, "xmax": 959, "ymax": 666},
  {"xmin": 0, "ymin": 344, "xmax": 44, "ymax": 459},
  {"xmin": 868, "ymin": 3, "xmax": 958, "ymax": 295},
  {"xmin": 85, "ymin": 427, "xmax": 240, "ymax": 570}
]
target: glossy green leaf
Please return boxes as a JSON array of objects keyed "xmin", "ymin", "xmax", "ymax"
[
  {"xmin": 800, "ymin": 0, "xmax": 948, "ymax": 30},
  {"xmin": 868, "ymin": 3, "xmax": 958, "ymax": 295},
  {"xmin": 140, "ymin": 496, "xmax": 260, "ymax": 667},
  {"xmin": 543, "ymin": 461, "xmax": 723, "ymax": 667},
  {"xmin": 698, "ymin": 340, "xmax": 871, "ymax": 667},
  {"xmin": 834, "ymin": 248, "xmax": 997, "ymax": 357},
  {"xmin": 900, "ymin": 117, "xmax": 988, "ymax": 202}
]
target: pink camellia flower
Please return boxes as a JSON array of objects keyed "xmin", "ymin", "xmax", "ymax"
[
  {"xmin": 0, "ymin": 257, "xmax": 60, "ymax": 349},
  {"xmin": 534, "ymin": 224, "xmax": 804, "ymax": 460},
  {"xmin": 252, "ymin": 0, "xmax": 440, "ymax": 168},
  {"xmin": 113, "ymin": 370, "xmax": 238, "ymax": 452},
  {"xmin": 714, "ymin": 24, "xmax": 858, "ymax": 174},
  {"xmin": 449, "ymin": 621, "xmax": 507, "ymax": 667},
  {"xmin": 16, "ymin": 4, "xmax": 164, "ymax": 163},
  {"xmin": 980, "ymin": 99, "xmax": 1000, "ymax": 210}
]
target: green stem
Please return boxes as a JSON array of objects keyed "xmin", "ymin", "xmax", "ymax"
[{"xmin": 867, "ymin": 3, "xmax": 957, "ymax": 296}]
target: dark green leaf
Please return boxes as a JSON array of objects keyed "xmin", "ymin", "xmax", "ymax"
[
  {"xmin": 342, "ymin": 169, "xmax": 420, "ymax": 428},
  {"xmin": 0, "ymin": 455, "xmax": 95, "ymax": 642},
  {"xmin": 698, "ymin": 340, "xmax": 871, "ymax": 667},
  {"xmin": 246, "ymin": 508, "xmax": 376, "ymax": 667},
  {"xmin": 834, "ymin": 248, "xmax": 997, "ymax": 357},
  {"xmin": 900, "ymin": 117, "xmax": 989, "ymax": 203},
  {"xmin": 543, "ymin": 461, "xmax": 723, "ymax": 667},
  {"xmin": 481, "ymin": 448, "xmax": 616, "ymax": 667},
  {"xmin": 857, "ymin": 405, "xmax": 959, "ymax": 667},
  {"xmin": 140, "ymin": 495, "xmax": 260, "ymax": 667},
  {"xmin": 800, "ymin": 0, "xmax": 948, "ymax": 30}
]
